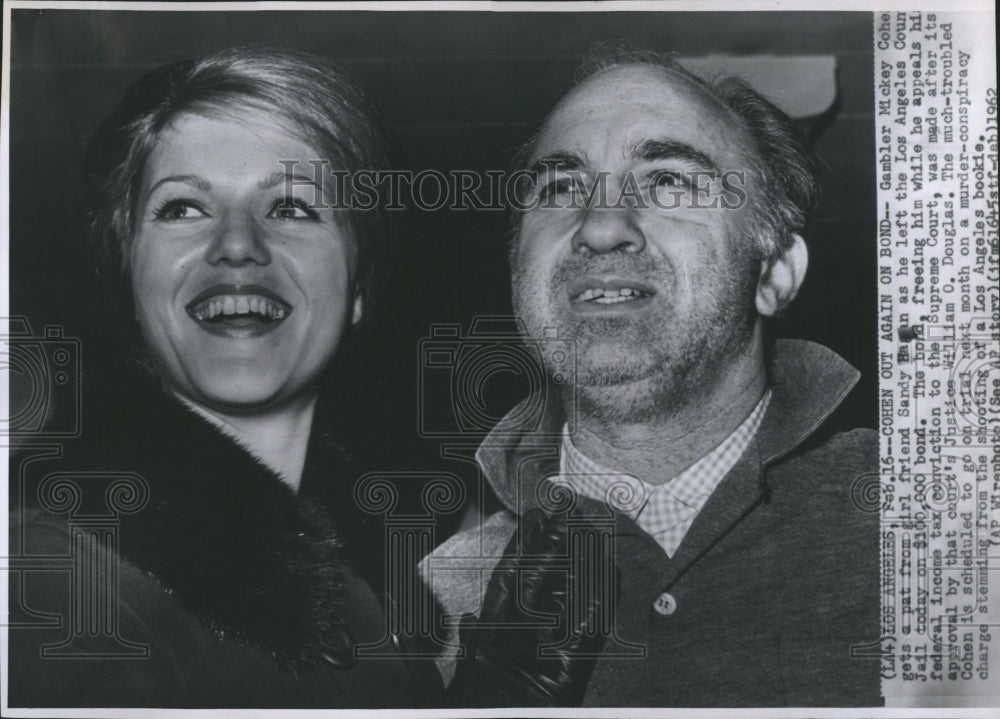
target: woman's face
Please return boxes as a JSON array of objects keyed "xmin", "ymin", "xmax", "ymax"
[{"xmin": 130, "ymin": 109, "xmax": 361, "ymax": 414}]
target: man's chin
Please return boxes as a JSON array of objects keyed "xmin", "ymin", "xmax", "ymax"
[
  {"xmin": 567, "ymin": 343, "xmax": 663, "ymax": 387},
  {"xmin": 574, "ymin": 374, "xmax": 679, "ymax": 425},
  {"xmin": 563, "ymin": 348, "xmax": 695, "ymax": 422},
  {"xmin": 574, "ymin": 358, "xmax": 661, "ymax": 388}
]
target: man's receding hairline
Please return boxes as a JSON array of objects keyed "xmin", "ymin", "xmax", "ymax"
[
  {"xmin": 530, "ymin": 62, "xmax": 757, "ymax": 168},
  {"xmin": 598, "ymin": 64, "xmax": 757, "ymax": 145}
]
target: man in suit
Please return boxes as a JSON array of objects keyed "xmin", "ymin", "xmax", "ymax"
[{"xmin": 425, "ymin": 50, "xmax": 882, "ymax": 707}]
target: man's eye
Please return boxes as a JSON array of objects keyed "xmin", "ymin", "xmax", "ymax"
[
  {"xmin": 650, "ymin": 171, "xmax": 689, "ymax": 189},
  {"xmin": 537, "ymin": 176, "xmax": 581, "ymax": 202},
  {"xmin": 267, "ymin": 199, "xmax": 319, "ymax": 221},
  {"xmin": 153, "ymin": 200, "xmax": 208, "ymax": 221}
]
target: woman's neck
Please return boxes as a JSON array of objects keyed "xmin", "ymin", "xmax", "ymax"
[{"xmin": 174, "ymin": 392, "xmax": 318, "ymax": 492}]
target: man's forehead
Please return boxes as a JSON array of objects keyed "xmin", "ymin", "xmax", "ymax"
[
  {"xmin": 531, "ymin": 64, "xmax": 748, "ymax": 162},
  {"xmin": 567, "ymin": 64, "xmax": 711, "ymax": 103}
]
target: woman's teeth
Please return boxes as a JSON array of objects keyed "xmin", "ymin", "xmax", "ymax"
[{"xmin": 194, "ymin": 295, "xmax": 286, "ymax": 321}]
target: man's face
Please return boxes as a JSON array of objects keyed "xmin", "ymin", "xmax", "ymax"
[{"xmin": 511, "ymin": 66, "xmax": 764, "ymax": 416}]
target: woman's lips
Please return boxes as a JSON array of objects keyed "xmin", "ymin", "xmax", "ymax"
[{"xmin": 185, "ymin": 284, "xmax": 293, "ymax": 337}]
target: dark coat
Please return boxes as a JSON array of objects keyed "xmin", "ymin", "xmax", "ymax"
[
  {"xmin": 424, "ymin": 340, "xmax": 884, "ymax": 707},
  {"xmin": 8, "ymin": 364, "xmax": 439, "ymax": 708}
]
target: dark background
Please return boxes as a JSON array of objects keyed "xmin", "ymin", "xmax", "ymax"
[{"xmin": 8, "ymin": 9, "xmax": 877, "ymax": 527}]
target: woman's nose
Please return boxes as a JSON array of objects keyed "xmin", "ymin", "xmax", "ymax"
[
  {"xmin": 570, "ymin": 204, "xmax": 646, "ymax": 255},
  {"xmin": 204, "ymin": 213, "xmax": 272, "ymax": 266}
]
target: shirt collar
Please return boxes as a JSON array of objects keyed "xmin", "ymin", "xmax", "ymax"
[
  {"xmin": 556, "ymin": 390, "xmax": 772, "ymax": 517},
  {"xmin": 475, "ymin": 339, "xmax": 861, "ymax": 517}
]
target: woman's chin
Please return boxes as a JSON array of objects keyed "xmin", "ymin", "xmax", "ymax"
[{"xmin": 172, "ymin": 376, "xmax": 310, "ymax": 417}]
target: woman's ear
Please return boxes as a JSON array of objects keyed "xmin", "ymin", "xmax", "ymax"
[
  {"xmin": 352, "ymin": 294, "xmax": 364, "ymax": 326},
  {"xmin": 756, "ymin": 234, "xmax": 808, "ymax": 317}
]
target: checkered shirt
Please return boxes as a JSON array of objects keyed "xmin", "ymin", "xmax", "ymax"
[{"xmin": 555, "ymin": 390, "xmax": 772, "ymax": 558}]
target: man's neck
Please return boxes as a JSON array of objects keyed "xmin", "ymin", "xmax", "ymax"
[
  {"xmin": 176, "ymin": 393, "xmax": 318, "ymax": 493},
  {"xmin": 566, "ymin": 345, "xmax": 768, "ymax": 485}
]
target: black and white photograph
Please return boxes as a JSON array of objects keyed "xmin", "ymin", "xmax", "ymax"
[{"xmin": 2, "ymin": 1, "xmax": 997, "ymax": 715}]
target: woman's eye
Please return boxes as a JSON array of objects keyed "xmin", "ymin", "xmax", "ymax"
[
  {"xmin": 267, "ymin": 199, "xmax": 319, "ymax": 221},
  {"xmin": 154, "ymin": 200, "xmax": 208, "ymax": 221}
]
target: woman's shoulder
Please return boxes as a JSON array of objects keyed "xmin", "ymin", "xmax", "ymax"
[
  {"xmin": 9, "ymin": 505, "xmax": 429, "ymax": 708},
  {"xmin": 8, "ymin": 507, "xmax": 215, "ymax": 706},
  {"xmin": 8, "ymin": 369, "xmax": 432, "ymax": 707}
]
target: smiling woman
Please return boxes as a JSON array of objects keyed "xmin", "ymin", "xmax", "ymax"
[
  {"xmin": 7, "ymin": 44, "xmax": 616, "ymax": 712},
  {"xmin": 129, "ymin": 111, "xmax": 363, "ymax": 483},
  {"xmin": 7, "ymin": 48, "xmax": 430, "ymax": 708}
]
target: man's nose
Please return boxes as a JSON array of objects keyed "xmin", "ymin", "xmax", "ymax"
[
  {"xmin": 204, "ymin": 213, "xmax": 272, "ymax": 266},
  {"xmin": 570, "ymin": 204, "xmax": 646, "ymax": 255}
]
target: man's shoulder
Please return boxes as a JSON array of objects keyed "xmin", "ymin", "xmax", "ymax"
[
  {"xmin": 794, "ymin": 425, "xmax": 878, "ymax": 473},
  {"xmin": 807, "ymin": 425, "xmax": 877, "ymax": 458},
  {"xmin": 769, "ymin": 426, "xmax": 880, "ymax": 536}
]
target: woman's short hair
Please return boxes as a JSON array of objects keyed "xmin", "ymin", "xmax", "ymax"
[{"xmin": 85, "ymin": 46, "xmax": 392, "ymax": 329}]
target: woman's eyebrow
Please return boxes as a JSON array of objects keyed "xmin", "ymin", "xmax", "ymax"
[
  {"xmin": 629, "ymin": 138, "xmax": 720, "ymax": 174},
  {"xmin": 147, "ymin": 174, "xmax": 212, "ymax": 195},
  {"xmin": 258, "ymin": 169, "xmax": 325, "ymax": 193}
]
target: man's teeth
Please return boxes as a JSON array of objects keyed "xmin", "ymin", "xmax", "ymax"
[
  {"xmin": 194, "ymin": 295, "xmax": 286, "ymax": 321},
  {"xmin": 576, "ymin": 287, "xmax": 647, "ymax": 304}
]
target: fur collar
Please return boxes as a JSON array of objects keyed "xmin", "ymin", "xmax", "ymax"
[{"xmin": 81, "ymin": 366, "xmax": 360, "ymax": 670}]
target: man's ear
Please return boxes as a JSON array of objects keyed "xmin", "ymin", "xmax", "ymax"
[
  {"xmin": 352, "ymin": 293, "xmax": 364, "ymax": 326},
  {"xmin": 756, "ymin": 234, "xmax": 808, "ymax": 317}
]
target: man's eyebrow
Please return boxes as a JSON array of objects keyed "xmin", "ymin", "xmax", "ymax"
[
  {"xmin": 146, "ymin": 174, "xmax": 212, "ymax": 195},
  {"xmin": 527, "ymin": 151, "xmax": 588, "ymax": 176},
  {"xmin": 630, "ymin": 139, "xmax": 720, "ymax": 174}
]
